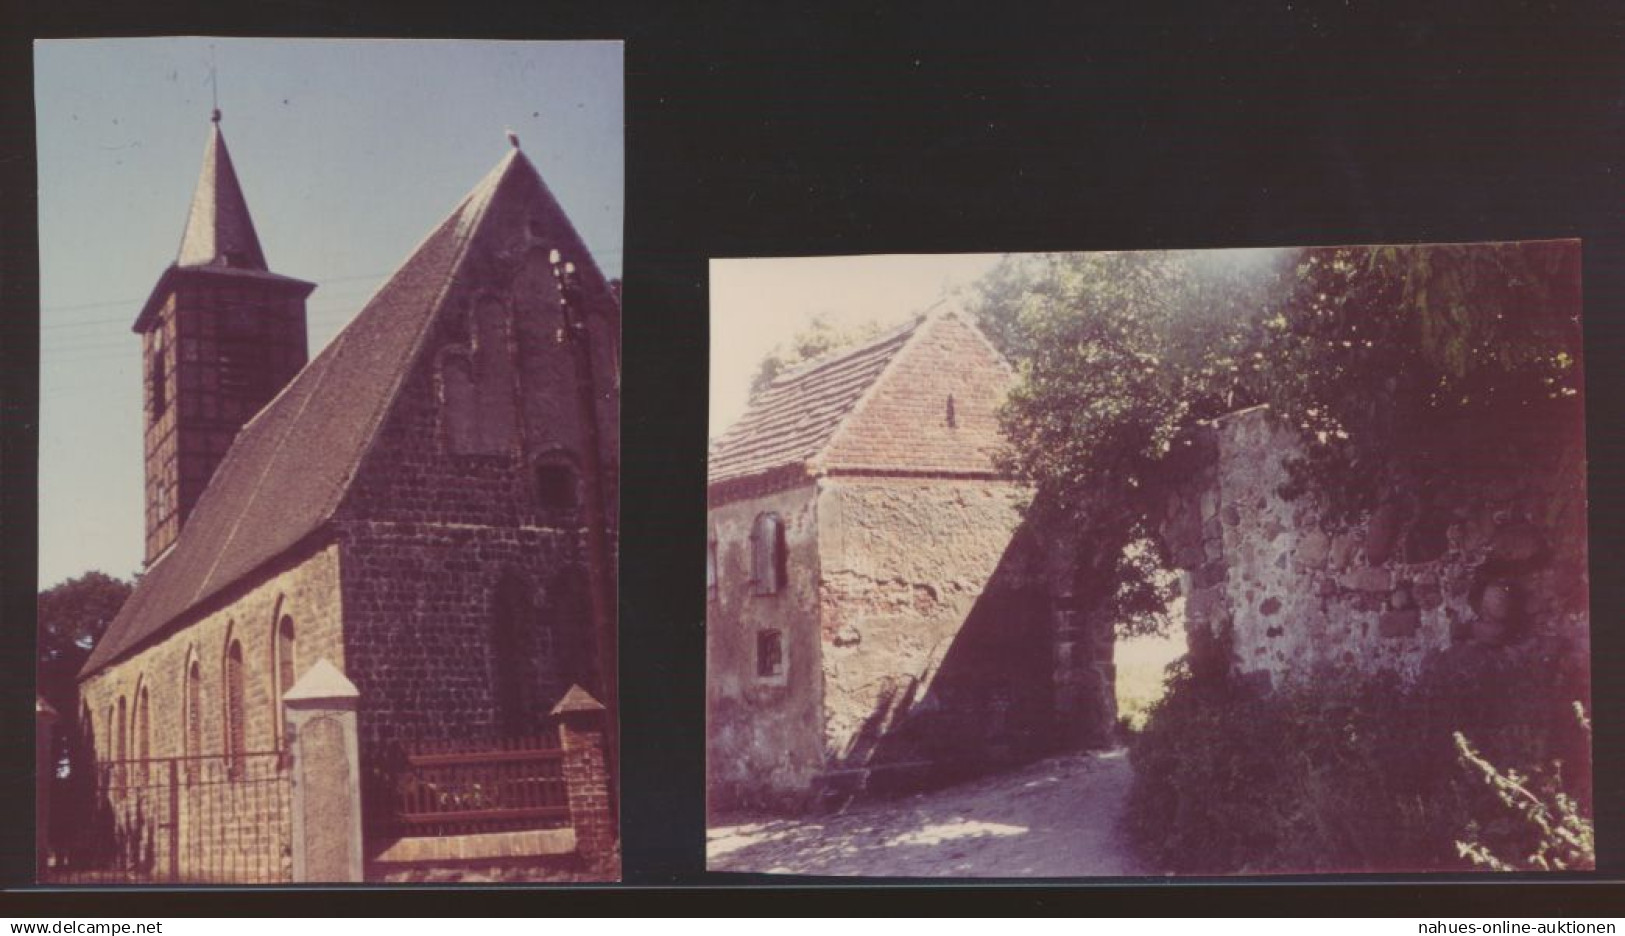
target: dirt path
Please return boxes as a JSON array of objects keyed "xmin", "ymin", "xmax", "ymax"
[{"xmin": 707, "ymin": 748, "xmax": 1145, "ymax": 878}]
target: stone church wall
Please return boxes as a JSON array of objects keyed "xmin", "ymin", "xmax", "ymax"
[
  {"xmin": 80, "ymin": 542, "xmax": 345, "ymax": 764},
  {"xmin": 336, "ymin": 283, "xmax": 607, "ymax": 796},
  {"xmin": 1162, "ymin": 406, "xmax": 1589, "ymax": 686},
  {"xmin": 706, "ymin": 482, "xmax": 825, "ymax": 812},
  {"xmin": 77, "ymin": 543, "xmax": 345, "ymax": 881}
]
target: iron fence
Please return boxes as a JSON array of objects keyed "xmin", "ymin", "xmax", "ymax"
[{"xmin": 42, "ymin": 751, "xmax": 291, "ymax": 884}]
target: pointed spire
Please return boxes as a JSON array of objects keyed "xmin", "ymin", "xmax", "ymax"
[{"xmin": 175, "ymin": 116, "xmax": 268, "ymax": 270}]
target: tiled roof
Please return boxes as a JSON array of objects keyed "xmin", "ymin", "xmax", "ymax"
[
  {"xmin": 84, "ymin": 149, "xmax": 561, "ymax": 677},
  {"xmin": 708, "ymin": 316, "xmax": 925, "ymax": 486}
]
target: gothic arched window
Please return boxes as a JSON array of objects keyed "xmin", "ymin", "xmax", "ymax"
[
  {"xmin": 136, "ymin": 684, "xmax": 150, "ymax": 782},
  {"xmin": 185, "ymin": 659, "xmax": 202, "ymax": 782},
  {"xmin": 272, "ymin": 614, "xmax": 296, "ymax": 747},
  {"xmin": 115, "ymin": 696, "xmax": 128, "ymax": 792},
  {"xmin": 224, "ymin": 641, "xmax": 246, "ymax": 779}
]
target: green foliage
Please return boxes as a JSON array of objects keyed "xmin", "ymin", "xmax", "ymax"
[
  {"xmin": 38, "ymin": 570, "xmax": 132, "ymax": 868},
  {"xmin": 1264, "ymin": 242, "xmax": 1583, "ymax": 521},
  {"xmin": 38, "ymin": 571, "xmax": 132, "ymax": 756},
  {"xmin": 970, "ymin": 250, "xmax": 1295, "ymax": 638},
  {"xmin": 1124, "ymin": 643, "xmax": 1589, "ymax": 875},
  {"xmin": 1455, "ymin": 703, "xmax": 1594, "ymax": 872},
  {"xmin": 749, "ymin": 313, "xmax": 887, "ymax": 397},
  {"xmin": 969, "ymin": 243, "xmax": 1583, "ymax": 635}
]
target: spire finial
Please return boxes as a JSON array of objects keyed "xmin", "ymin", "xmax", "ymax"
[
  {"xmin": 208, "ymin": 44, "xmax": 220, "ymax": 123},
  {"xmin": 505, "ymin": 127, "xmax": 520, "ymax": 149}
]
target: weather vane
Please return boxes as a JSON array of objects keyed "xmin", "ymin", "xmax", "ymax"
[{"xmin": 208, "ymin": 44, "xmax": 220, "ymax": 123}]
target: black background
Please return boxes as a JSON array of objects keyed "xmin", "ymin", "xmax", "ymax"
[{"xmin": 2, "ymin": 0, "xmax": 1623, "ymax": 916}]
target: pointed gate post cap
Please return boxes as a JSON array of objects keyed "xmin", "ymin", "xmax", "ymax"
[
  {"xmin": 283, "ymin": 658, "xmax": 359, "ymax": 709},
  {"xmin": 550, "ymin": 684, "xmax": 605, "ymax": 716}
]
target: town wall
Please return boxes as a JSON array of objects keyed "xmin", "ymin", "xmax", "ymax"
[{"xmin": 1162, "ymin": 406, "xmax": 1590, "ymax": 685}]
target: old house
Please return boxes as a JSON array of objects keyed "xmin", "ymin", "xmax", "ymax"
[
  {"xmin": 70, "ymin": 112, "xmax": 619, "ymax": 880},
  {"xmin": 706, "ymin": 309, "xmax": 1116, "ymax": 812}
]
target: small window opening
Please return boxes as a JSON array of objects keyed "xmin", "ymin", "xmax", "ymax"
[
  {"xmin": 149, "ymin": 353, "xmax": 167, "ymax": 424},
  {"xmin": 756, "ymin": 630, "xmax": 784, "ymax": 679},
  {"xmin": 750, "ymin": 513, "xmax": 787, "ymax": 596},
  {"xmin": 536, "ymin": 462, "xmax": 579, "ymax": 513},
  {"xmin": 946, "ymin": 393, "xmax": 957, "ymax": 428}
]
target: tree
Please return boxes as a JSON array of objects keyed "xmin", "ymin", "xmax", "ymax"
[
  {"xmin": 38, "ymin": 570, "xmax": 131, "ymax": 865},
  {"xmin": 969, "ymin": 249, "xmax": 1296, "ymax": 638},
  {"xmin": 969, "ymin": 243, "xmax": 1582, "ymax": 639},
  {"xmin": 1263, "ymin": 242, "xmax": 1583, "ymax": 521},
  {"xmin": 38, "ymin": 571, "xmax": 131, "ymax": 769},
  {"xmin": 749, "ymin": 313, "xmax": 887, "ymax": 397}
]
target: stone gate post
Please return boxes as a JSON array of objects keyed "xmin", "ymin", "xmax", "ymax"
[
  {"xmin": 551, "ymin": 685, "xmax": 616, "ymax": 865},
  {"xmin": 282, "ymin": 659, "xmax": 363, "ymax": 883},
  {"xmin": 35, "ymin": 696, "xmax": 58, "ymax": 878}
]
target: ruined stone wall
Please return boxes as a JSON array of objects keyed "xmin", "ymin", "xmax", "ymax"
[
  {"xmin": 706, "ymin": 482, "xmax": 825, "ymax": 811},
  {"xmin": 815, "ymin": 476, "xmax": 1057, "ymax": 780},
  {"xmin": 1163, "ymin": 406, "xmax": 1589, "ymax": 685}
]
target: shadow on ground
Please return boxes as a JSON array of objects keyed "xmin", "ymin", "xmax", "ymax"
[{"xmin": 707, "ymin": 749, "xmax": 1143, "ymax": 878}]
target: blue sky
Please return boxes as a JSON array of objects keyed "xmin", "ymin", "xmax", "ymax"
[{"xmin": 35, "ymin": 38, "xmax": 623, "ymax": 589}]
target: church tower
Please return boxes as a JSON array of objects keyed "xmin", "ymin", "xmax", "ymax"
[{"xmin": 133, "ymin": 110, "xmax": 316, "ymax": 564}]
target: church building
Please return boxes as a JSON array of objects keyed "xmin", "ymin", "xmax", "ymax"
[{"xmin": 74, "ymin": 110, "xmax": 619, "ymax": 876}]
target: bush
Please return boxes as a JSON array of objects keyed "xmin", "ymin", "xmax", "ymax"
[
  {"xmin": 1455, "ymin": 703, "xmax": 1594, "ymax": 871},
  {"xmin": 1124, "ymin": 638, "xmax": 1589, "ymax": 875}
]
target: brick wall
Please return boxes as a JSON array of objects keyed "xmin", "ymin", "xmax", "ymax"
[
  {"xmin": 821, "ymin": 311, "xmax": 1009, "ymax": 474},
  {"xmin": 335, "ymin": 237, "xmax": 617, "ymax": 821}
]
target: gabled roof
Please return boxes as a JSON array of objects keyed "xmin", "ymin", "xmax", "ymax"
[
  {"xmin": 85, "ymin": 147, "xmax": 583, "ymax": 678},
  {"xmin": 708, "ymin": 315, "xmax": 925, "ymax": 486},
  {"xmin": 176, "ymin": 118, "xmax": 268, "ymax": 271},
  {"xmin": 708, "ymin": 307, "xmax": 1015, "ymax": 495}
]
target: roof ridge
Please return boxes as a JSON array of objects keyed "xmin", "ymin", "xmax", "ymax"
[{"xmin": 764, "ymin": 313, "xmax": 926, "ymax": 391}]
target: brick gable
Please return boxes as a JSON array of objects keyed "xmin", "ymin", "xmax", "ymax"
[{"xmin": 819, "ymin": 311, "xmax": 1012, "ymax": 476}]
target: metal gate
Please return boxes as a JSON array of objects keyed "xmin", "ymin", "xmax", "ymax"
[{"xmin": 43, "ymin": 751, "xmax": 291, "ymax": 884}]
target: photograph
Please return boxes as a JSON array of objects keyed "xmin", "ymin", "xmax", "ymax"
[
  {"xmin": 33, "ymin": 37, "xmax": 623, "ymax": 884},
  {"xmin": 705, "ymin": 246, "xmax": 1590, "ymax": 877}
]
